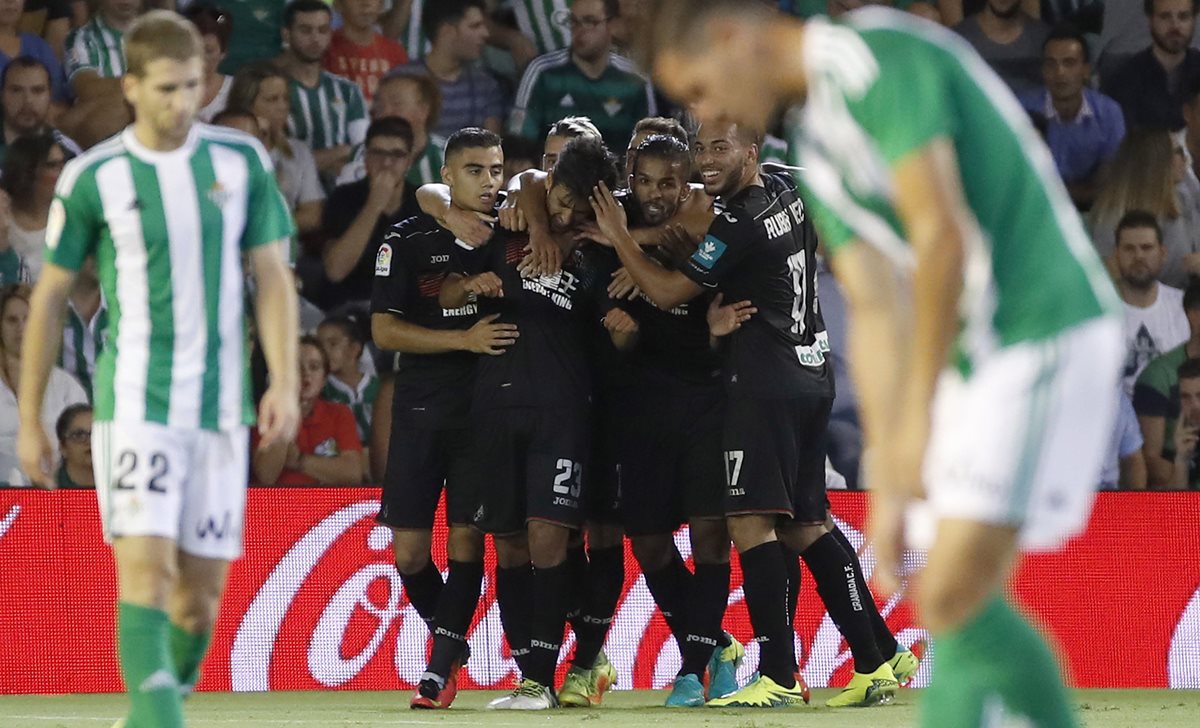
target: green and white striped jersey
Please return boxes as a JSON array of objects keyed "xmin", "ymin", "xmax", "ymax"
[
  {"xmin": 64, "ymin": 14, "xmax": 125, "ymax": 81},
  {"xmin": 790, "ymin": 10, "xmax": 1118, "ymax": 375},
  {"xmin": 287, "ymin": 73, "xmax": 369, "ymax": 151},
  {"xmin": 44, "ymin": 124, "xmax": 295, "ymax": 431},
  {"xmin": 322, "ymin": 373, "xmax": 379, "ymax": 442},
  {"xmin": 760, "ymin": 134, "xmax": 788, "ymax": 167},
  {"xmin": 510, "ymin": 0, "xmax": 571, "ymax": 56},
  {"xmin": 59, "ymin": 299, "xmax": 108, "ymax": 401}
]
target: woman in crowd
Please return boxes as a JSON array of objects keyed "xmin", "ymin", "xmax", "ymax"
[
  {"xmin": 227, "ymin": 61, "xmax": 324, "ymax": 234},
  {"xmin": 0, "ymin": 132, "xmax": 70, "ymax": 282},
  {"xmin": 251, "ymin": 336, "xmax": 363, "ymax": 486},
  {"xmin": 0, "ymin": 284, "xmax": 86, "ymax": 486},
  {"xmin": 1090, "ymin": 128, "xmax": 1200, "ymax": 287},
  {"xmin": 54, "ymin": 403, "xmax": 93, "ymax": 488},
  {"xmin": 183, "ymin": 3, "xmax": 234, "ymax": 123}
]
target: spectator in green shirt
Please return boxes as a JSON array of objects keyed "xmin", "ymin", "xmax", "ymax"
[
  {"xmin": 54, "ymin": 403, "xmax": 93, "ymax": 488},
  {"xmin": 1167, "ymin": 358, "xmax": 1200, "ymax": 489},
  {"xmin": 510, "ymin": 0, "xmax": 655, "ymax": 152}
]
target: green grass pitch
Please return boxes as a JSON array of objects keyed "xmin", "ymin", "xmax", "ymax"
[{"xmin": 1, "ymin": 689, "xmax": 1198, "ymax": 728}]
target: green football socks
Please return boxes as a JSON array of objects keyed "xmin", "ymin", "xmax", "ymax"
[
  {"xmin": 118, "ymin": 602, "xmax": 184, "ymax": 728},
  {"xmin": 921, "ymin": 595, "xmax": 1077, "ymax": 728},
  {"xmin": 169, "ymin": 623, "xmax": 212, "ymax": 696}
]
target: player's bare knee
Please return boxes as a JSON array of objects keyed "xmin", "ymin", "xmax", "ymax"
[
  {"xmin": 586, "ymin": 522, "xmax": 624, "ymax": 549},
  {"xmin": 114, "ymin": 536, "xmax": 178, "ymax": 608},
  {"xmin": 778, "ymin": 522, "xmax": 826, "ymax": 553},
  {"xmin": 527, "ymin": 520, "xmax": 570, "ymax": 568},
  {"xmin": 390, "ymin": 528, "xmax": 433, "ymax": 575},
  {"xmin": 630, "ymin": 534, "xmax": 674, "ymax": 572},
  {"xmin": 689, "ymin": 518, "xmax": 731, "ymax": 564},
  {"xmin": 726, "ymin": 514, "xmax": 777, "ymax": 553},
  {"xmin": 494, "ymin": 533, "xmax": 531, "ymax": 568},
  {"xmin": 446, "ymin": 526, "xmax": 485, "ymax": 562}
]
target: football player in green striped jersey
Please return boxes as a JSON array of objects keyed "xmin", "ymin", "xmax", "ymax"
[
  {"xmin": 634, "ymin": 1, "xmax": 1121, "ymax": 723},
  {"xmin": 18, "ymin": 12, "xmax": 299, "ymax": 728}
]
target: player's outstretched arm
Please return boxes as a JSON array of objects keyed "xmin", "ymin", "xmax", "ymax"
[
  {"xmin": 592, "ymin": 182, "xmax": 701, "ymax": 311},
  {"xmin": 16, "ymin": 263, "xmax": 77, "ymax": 489},
  {"xmin": 371, "ymin": 312, "xmax": 518, "ymax": 356},
  {"xmin": 253, "ymin": 241, "xmax": 301, "ymax": 449}
]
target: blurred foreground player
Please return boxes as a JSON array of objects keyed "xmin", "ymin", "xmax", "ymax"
[
  {"xmin": 371, "ymin": 128, "xmax": 518, "ymax": 709},
  {"xmin": 634, "ymin": 2, "xmax": 1122, "ymax": 725},
  {"xmin": 18, "ymin": 11, "xmax": 299, "ymax": 728}
]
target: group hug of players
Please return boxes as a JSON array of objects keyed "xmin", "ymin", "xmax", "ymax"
[{"xmin": 370, "ymin": 114, "xmax": 919, "ymax": 711}]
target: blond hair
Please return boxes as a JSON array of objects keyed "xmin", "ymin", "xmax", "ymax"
[
  {"xmin": 1092, "ymin": 128, "xmax": 1181, "ymax": 226},
  {"xmin": 123, "ymin": 10, "xmax": 205, "ymax": 78}
]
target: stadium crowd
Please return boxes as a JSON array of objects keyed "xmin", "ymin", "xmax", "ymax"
[{"xmin": 2, "ymin": 0, "xmax": 1199, "ymax": 491}]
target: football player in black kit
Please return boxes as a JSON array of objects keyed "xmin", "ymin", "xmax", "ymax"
[
  {"xmin": 370, "ymin": 128, "xmax": 518, "ymax": 710},
  {"xmin": 438, "ymin": 136, "xmax": 635, "ymax": 711},
  {"xmin": 591, "ymin": 121, "xmax": 903, "ymax": 707},
  {"xmin": 602, "ymin": 134, "xmax": 747, "ymax": 708}
]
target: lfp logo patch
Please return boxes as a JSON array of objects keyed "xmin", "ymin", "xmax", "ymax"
[
  {"xmin": 692, "ymin": 235, "xmax": 727, "ymax": 270},
  {"xmin": 375, "ymin": 243, "xmax": 392, "ymax": 276}
]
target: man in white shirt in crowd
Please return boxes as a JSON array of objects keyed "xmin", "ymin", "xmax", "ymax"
[{"xmin": 1117, "ymin": 209, "xmax": 1190, "ymax": 392}]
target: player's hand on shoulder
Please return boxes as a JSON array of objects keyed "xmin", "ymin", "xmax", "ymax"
[
  {"xmin": 521, "ymin": 228, "xmax": 563, "ymax": 277},
  {"xmin": 607, "ymin": 267, "xmax": 641, "ymax": 300},
  {"xmin": 16, "ymin": 424, "xmax": 56, "ymax": 490},
  {"xmin": 603, "ymin": 308, "xmax": 639, "ymax": 334},
  {"xmin": 660, "ymin": 224, "xmax": 700, "ymax": 264},
  {"xmin": 707, "ymin": 292, "xmax": 756, "ymax": 338},
  {"xmin": 589, "ymin": 182, "xmax": 628, "ymax": 245},
  {"xmin": 574, "ymin": 221, "xmax": 612, "ymax": 248},
  {"xmin": 445, "ymin": 205, "xmax": 496, "ymax": 248},
  {"xmin": 257, "ymin": 385, "xmax": 301, "ymax": 449},
  {"xmin": 462, "ymin": 313, "xmax": 519, "ymax": 355},
  {"xmin": 465, "ymin": 272, "xmax": 504, "ymax": 298},
  {"xmin": 498, "ymin": 193, "xmax": 527, "ymax": 232}
]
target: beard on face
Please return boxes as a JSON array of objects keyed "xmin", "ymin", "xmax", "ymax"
[
  {"xmin": 1120, "ymin": 263, "xmax": 1158, "ymax": 290},
  {"xmin": 987, "ymin": 0, "xmax": 1022, "ymax": 19},
  {"xmin": 1152, "ymin": 26, "xmax": 1190, "ymax": 55}
]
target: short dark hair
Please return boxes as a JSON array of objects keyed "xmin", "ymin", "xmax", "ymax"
[
  {"xmin": 422, "ymin": 0, "xmax": 485, "ymax": 43},
  {"xmin": 1043, "ymin": 24, "xmax": 1090, "ymax": 63},
  {"xmin": 0, "ymin": 56, "xmax": 50, "ymax": 90},
  {"xmin": 1179, "ymin": 358, "xmax": 1200, "ymax": 382},
  {"xmin": 1185, "ymin": 277, "xmax": 1200, "ymax": 311},
  {"xmin": 55, "ymin": 404, "xmax": 92, "ymax": 445},
  {"xmin": 444, "ymin": 127, "xmax": 502, "ymax": 163},
  {"xmin": 1116, "ymin": 209, "xmax": 1163, "ymax": 245},
  {"xmin": 632, "ymin": 134, "xmax": 692, "ymax": 177},
  {"xmin": 319, "ymin": 314, "xmax": 367, "ymax": 346},
  {"xmin": 283, "ymin": 0, "xmax": 332, "ymax": 29},
  {"xmin": 182, "ymin": 3, "xmax": 234, "ymax": 53},
  {"xmin": 2, "ymin": 132, "xmax": 72, "ymax": 209},
  {"xmin": 632, "ymin": 116, "xmax": 689, "ymax": 146},
  {"xmin": 551, "ymin": 136, "xmax": 619, "ymax": 204},
  {"xmin": 1145, "ymin": 0, "xmax": 1200, "ymax": 16},
  {"xmin": 366, "ymin": 116, "xmax": 415, "ymax": 149}
]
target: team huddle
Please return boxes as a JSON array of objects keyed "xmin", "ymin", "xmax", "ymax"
[
  {"xmin": 16, "ymin": 2, "xmax": 1125, "ymax": 727},
  {"xmin": 370, "ymin": 118, "xmax": 917, "ymax": 710}
]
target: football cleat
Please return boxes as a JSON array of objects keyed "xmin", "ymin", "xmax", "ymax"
[
  {"xmin": 486, "ymin": 678, "xmax": 558, "ymax": 710},
  {"xmin": 706, "ymin": 633, "xmax": 745, "ymax": 699},
  {"xmin": 706, "ymin": 673, "xmax": 810, "ymax": 708},
  {"xmin": 665, "ymin": 673, "xmax": 706, "ymax": 708},
  {"xmin": 888, "ymin": 644, "xmax": 921, "ymax": 686},
  {"xmin": 558, "ymin": 651, "xmax": 618, "ymax": 707},
  {"xmin": 825, "ymin": 662, "xmax": 899, "ymax": 707}
]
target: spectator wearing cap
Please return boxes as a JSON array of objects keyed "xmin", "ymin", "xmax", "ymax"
[
  {"xmin": 1133, "ymin": 277, "xmax": 1200, "ymax": 488},
  {"xmin": 510, "ymin": 0, "xmax": 655, "ymax": 151},
  {"xmin": 182, "ymin": 3, "xmax": 234, "ymax": 123},
  {"xmin": 336, "ymin": 72, "xmax": 446, "ymax": 188},
  {"xmin": 277, "ymin": 0, "xmax": 369, "ymax": 177},
  {"xmin": 1018, "ymin": 26, "xmax": 1125, "ymax": 210},
  {"xmin": 390, "ymin": 0, "xmax": 504, "ymax": 138},
  {"xmin": 0, "ymin": 56, "xmax": 79, "ymax": 168},
  {"xmin": 1102, "ymin": 0, "xmax": 1200, "ymax": 131},
  {"xmin": 54, "ymin": 403, "xmax": 93, "ymax": 488}
]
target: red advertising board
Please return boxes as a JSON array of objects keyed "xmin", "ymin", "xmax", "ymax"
[{"xmin": 1, "ymin": 490, "xmax": 1198, "ymax": 694}]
